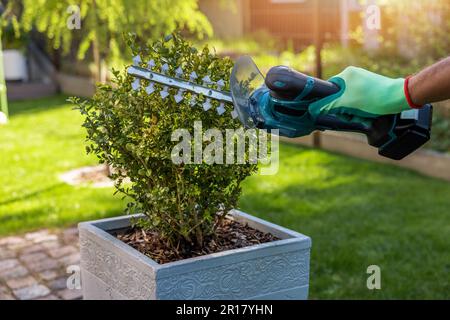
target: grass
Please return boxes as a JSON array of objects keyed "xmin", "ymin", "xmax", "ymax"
[
  {"xmin": 240, "ymin": 144, "xmax": 450, "ymax": 299},
  {"xmin": 1, "ymin": 96, "xmax": 449, "ymax": 299},
  {"xmin": 0, "ymin": 96, "xmax": 127, "ymax": 235}
]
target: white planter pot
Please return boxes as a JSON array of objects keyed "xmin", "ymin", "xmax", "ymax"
[
  {"xmin": 79, "ymin": 210, "xmax": 312, "ymax": 300},
  {"xmin": 3, "ymin": 49, "xmax": 28, "ymax": 81}
]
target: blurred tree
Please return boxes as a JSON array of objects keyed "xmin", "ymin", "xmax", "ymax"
[
  {"xmin": 381, "ymin": 0, "xmax": 450, "ymax": 64},
  {"xmin": 6, "ymin": 0, "xmax": 212, "ymax": 82},
  {"xmin": 0, "ymin": 3, "xmax": 9, "ymax": 121},
  {"xmin": 352, "ymin": 0, "xmax": 450, "ymax": 65}
]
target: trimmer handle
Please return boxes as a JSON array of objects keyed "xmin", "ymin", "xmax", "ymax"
[
  {"xmin": 265, "ymin": 66, "xmax": 432, "ymax": 160},
  {"xmin": 265, "ymin": 66, "xmax": 373, "ymax": 134},
  {"xmin": 266, "ymin": 66, "xmax": 339, "ymax": 100}
]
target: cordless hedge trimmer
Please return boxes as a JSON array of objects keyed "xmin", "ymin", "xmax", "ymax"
[{"xmin": 128, "ymin": 55, "xmax": 432, "ymax": 160}]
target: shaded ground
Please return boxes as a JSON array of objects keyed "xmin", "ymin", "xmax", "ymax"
[{"xmin": 0, "ymin": 96, "xmax": 449, "ymax": 299}]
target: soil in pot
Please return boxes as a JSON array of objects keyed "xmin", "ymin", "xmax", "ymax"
[{"xmin": 114, "ymin": 218, "xmax": 279, "ymax": 264}]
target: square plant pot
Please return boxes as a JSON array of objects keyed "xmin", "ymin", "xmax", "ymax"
[{"xmin": 79, "ymin": 210, "xmax": 312, "ymax": 300}]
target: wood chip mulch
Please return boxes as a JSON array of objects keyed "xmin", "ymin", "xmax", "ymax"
[{"xmin": 115, "ymin": 218, "xmax": 280, "ymax": 264}]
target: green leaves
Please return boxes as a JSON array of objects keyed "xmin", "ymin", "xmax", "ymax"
[{"xmin": 75, "ymin": 34, "xmax": 257, "ymax": 250}]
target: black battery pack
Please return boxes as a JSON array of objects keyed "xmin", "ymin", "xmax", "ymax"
[{"xmin": 369, "ymin": 104, "xmax": 433, "ymax": 160}]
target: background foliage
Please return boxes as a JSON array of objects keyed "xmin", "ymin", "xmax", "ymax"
[{"xmin": 379, "ymin": 0, "xmax": 450, "ymax": 65}]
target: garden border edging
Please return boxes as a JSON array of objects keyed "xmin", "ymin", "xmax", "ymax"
[
  {"xmin": 57, "ymin": 72, "xmax": 95, "ymax": 97},
  {"xmin": 284, "ymin": 132, "xmax": 450, "ymax": 181}
]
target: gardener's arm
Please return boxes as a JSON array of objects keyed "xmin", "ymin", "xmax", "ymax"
[
  {"xmin": 309, "ymin": 57, "xmax": 450, "ymax": 120},
  {"xmin": 408, "ymin": 57, "xmax": 450, "ymax": 106}
]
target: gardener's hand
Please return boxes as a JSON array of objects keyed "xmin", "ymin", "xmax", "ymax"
[
  {"xmin": 308, "ymin": 66, "xmax": 414, "ymax": 121},
  {"xmin": 309, "ymin": 56, "xmax": 450, "ymax": 121}
]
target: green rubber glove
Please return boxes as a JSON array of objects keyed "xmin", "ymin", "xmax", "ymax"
[{"xmin": 308, "ymin": 67, "xmax": 412, "ymax": 121}]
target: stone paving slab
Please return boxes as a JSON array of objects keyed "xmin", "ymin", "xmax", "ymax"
[
  {"xmin": 0, "ymin": 227, "xmax": 82, "ymax": 300},
  {"xmin": 6, "ymin": 275, "xmax": 37, "ymax": 290}
]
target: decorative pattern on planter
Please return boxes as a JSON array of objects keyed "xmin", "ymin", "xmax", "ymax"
[
  {"xmin": 156, "ymin": 249, "xmax": 309, "ymax": 300},
  {"xmin": 80, "ymin": 234, "xmax": 155, "ymax": 300}
]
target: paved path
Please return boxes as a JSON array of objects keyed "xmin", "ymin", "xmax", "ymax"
[{"xmin": 0, "ymin": 227, "xmax": 82, "ymax": 300}]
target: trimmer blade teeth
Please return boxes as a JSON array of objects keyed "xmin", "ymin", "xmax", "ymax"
[
  {"xmin": 202, "ymin": 75, "xmax": 212, "ymax": 85},
  {"xmin": 216, "ymin": 103, "xmax": 226, "ymax": 115},
  {"xmin": 127, "ymin": 63, "xmax": 233, "ymax": 105},
  {"xmin": 160, "ymin": 86, "xmax": 170, "ymax": 99},
  {"xmin": 175, "ymin": 67, "xmax": 184, "ymax": 78},
  {"xmin": 161, "ymin": 63, "xmax": 169, "ymax": 74},
  {"xmin": 132, "ymin": 55, "xmax": 142, "ymax": 66},
  {"xmin": 203, "ymin": 98, "xmax": 212, "ymax": 111},
  {"xmin": 190, "ymin": 95, "xmax": 197, "ymax": 106},
  {"xmin": 145, "ymin": 83, "xmax": 155, "ymax": 94},
  {"xmin": 216, "ymin": 79, "xmax": 225, "ymax": 90},
  {"xmin": 131, "ymin": 79, "xmax": 141, "ymax": 91},
  {"xmin": 148, "ymin": 59, "xmax": 156, "ymax": 68},
  {"xmin": 231, "ymin": 109, "xmax": 239, "ymax": 119},
  {"xmin": 189, "ymin": 71, "xmax": 198, "ymax": 81},
  {"xmin": 174, "ymin": 90, "xmax": 184, "ymax": 103}
]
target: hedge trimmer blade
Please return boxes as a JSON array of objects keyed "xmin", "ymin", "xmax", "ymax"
[{"xmin": 127, "ymin": 56, "xmax": 238, "ymax": 118}]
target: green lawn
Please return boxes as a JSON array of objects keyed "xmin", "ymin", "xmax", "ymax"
[
  {"xmin": 1, "ymin": 96, "xmax": 449, "ymax": 299},
  {"xmin": 0, "ymin": 96, "xmax": 127, "ymax": 234},
  {"xmin": 240, "ymin": 144, "xmax": 450, "ymax": 299}
]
